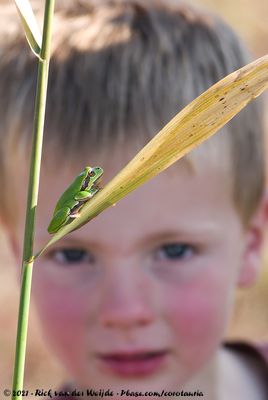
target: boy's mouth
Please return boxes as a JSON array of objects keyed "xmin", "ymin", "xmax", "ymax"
[{"xmin": 96, "ymin": 350, "xmax": 169, "ymax": 377}]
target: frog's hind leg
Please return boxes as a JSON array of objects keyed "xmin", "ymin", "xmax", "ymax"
[{"xmin": 47, "ymin": 207, "xmax": 70, "ymax": 234}]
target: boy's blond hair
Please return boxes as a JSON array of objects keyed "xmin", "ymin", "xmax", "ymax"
[{"xmin": 0, "ymin": 0, "xmax": 265, "ymax": 227}]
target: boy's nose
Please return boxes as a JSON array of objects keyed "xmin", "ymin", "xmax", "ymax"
[{"xmin": 98, "ymin": 268, "xmax": 155, "ymax": 329}]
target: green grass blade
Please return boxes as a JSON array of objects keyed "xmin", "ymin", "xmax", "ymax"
[
  {"xmin": 15, "ymin": 0, "xmax": 42, "ymax": 59},
  {"xmin": 36, "ymin": 54, "xmax": 268, "ymax": 257},
  {"xmin": 12, "ymin": 1, "xmax": 55, "ymax": 398},
  {"xmin": 11, "ymin": 259, "xmax": 33, "ymax": 400}
]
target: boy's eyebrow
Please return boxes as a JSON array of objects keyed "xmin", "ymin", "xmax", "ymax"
[
  {"xmin": 36, "ymin": 223, "xmax": 221, "ymax": 250},
  {"xmin": 134, "ymin": 224, "xmax": 222, "ymax": 246},
  {"xmin": 34, "ymin": 234, "xmax": 95, "ymax": 249}
]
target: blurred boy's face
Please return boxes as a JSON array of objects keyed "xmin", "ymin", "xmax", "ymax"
[{"xmin": 12, "ymin": 159, "xmax": 263, "ymax": 394}]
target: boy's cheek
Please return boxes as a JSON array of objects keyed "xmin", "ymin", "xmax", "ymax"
[
  {"xmin": 32, "ymin": 278, "xmax": 91, "ymax": 373},
  {"xmin": 32, "ymin": 274, "xmax": 86, "ymax": 323},
  {"xmin": 32, "ymin": 276, "xmax": 87, "ymax": 341},
  {"xmin": 166, "ymin": 271, "xmax": 234, "ymax": 362}
]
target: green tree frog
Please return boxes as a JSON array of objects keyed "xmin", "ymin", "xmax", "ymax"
[{"xmin": 47, "ymin": 166, "xmax": 104, "ymax": 234}]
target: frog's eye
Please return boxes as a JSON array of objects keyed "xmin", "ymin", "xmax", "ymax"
[{"xmin": 89, "ymin": 171, "xmax": 96, "ymax": 177}]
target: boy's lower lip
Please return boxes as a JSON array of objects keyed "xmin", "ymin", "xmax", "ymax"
[{"xmin": 97, "ymin": 351, "xmax": 169, "ymax": 377}]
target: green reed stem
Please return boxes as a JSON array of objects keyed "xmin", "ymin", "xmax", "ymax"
[{"xmin": 11, "ymin": 1, "xmax": 55, "ymax": 399}]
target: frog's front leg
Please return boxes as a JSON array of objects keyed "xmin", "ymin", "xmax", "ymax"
[
  {"xmin": 69, "ymin": 186, "xmax": 101, "ymax": 219},
  {"xmin": 74, "ymin": 190, "xmax": 95, "ymax": 201}
]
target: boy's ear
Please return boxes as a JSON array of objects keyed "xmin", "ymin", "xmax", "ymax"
[{"xmin": 237, "ymin": 189, "xmax": 268, "ymax": 288}]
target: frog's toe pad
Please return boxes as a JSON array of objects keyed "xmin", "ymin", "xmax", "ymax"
[{"xmin": 69, "ymin": 213, "xmax": 80, "ymax": 219}]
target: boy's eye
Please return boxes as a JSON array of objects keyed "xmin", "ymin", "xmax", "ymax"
[
  {"xmin": 155, "ymin": 243, "xmax": 194, "ymax": 261},
  {"xmin": 51, "ymin": 248, "xmax": 94, "ymax": 264}
]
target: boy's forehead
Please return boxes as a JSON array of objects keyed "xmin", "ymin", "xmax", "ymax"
[
  {"xmin": 12, "ymin": 127, "xmax": 232, "ymax": 204},
  {"xmin": 39, "ymin": 154, "xmax": 228, "ymax": 201},
  {"xmin": 35, "ymin": 158, "xmax": 235, "ymax": 235}
]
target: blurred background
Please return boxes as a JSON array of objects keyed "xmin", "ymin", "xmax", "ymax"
[{"xmin": 0, "ymin": 0, "xmax": 268, "ymax": 392}]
